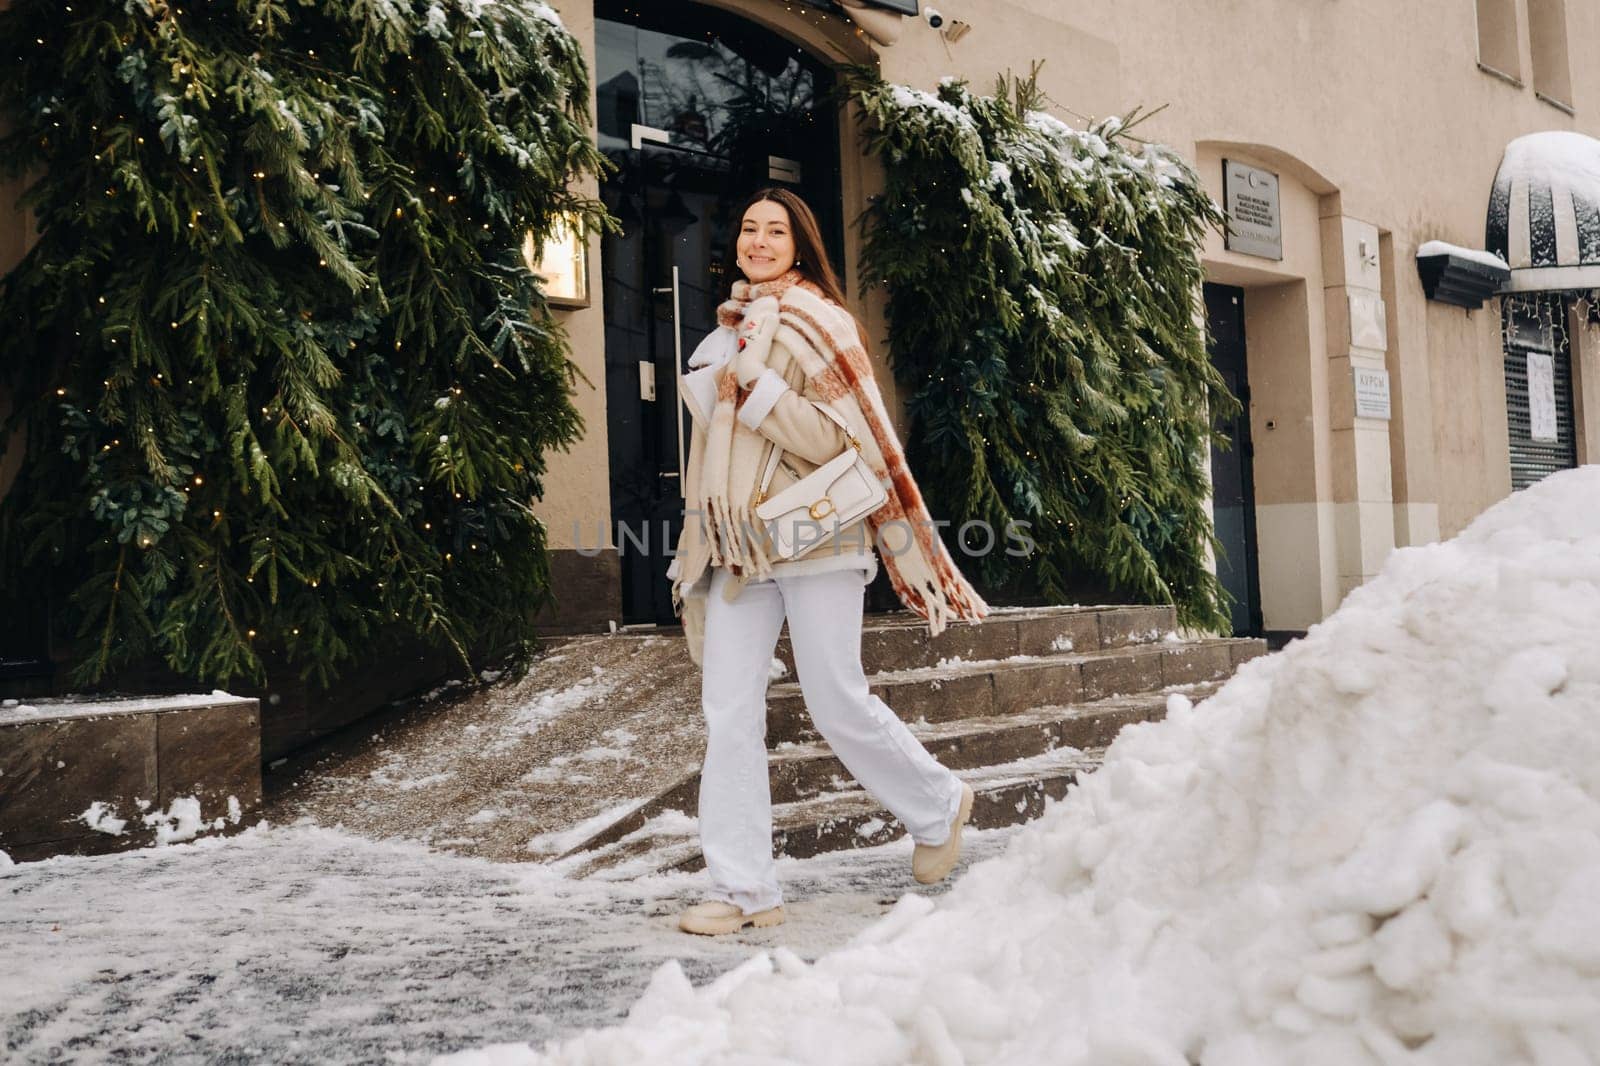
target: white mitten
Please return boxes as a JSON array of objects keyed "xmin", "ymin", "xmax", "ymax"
[
  {"xmin": 732, "ymin": 299, "xmax": 781, "ymax": 388},
  {"xmin": 744, "ymin": 294, "xmax": 780, "ymax": 322}
]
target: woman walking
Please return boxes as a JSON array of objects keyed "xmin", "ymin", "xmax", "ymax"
[{"xmin": 668, "ymin": 188, "xmax": 990, "ymax": 936}]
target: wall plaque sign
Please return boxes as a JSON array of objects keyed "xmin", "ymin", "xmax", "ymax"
[
  {"xmin": 1354, "ymin": 366, "xmax": 1392, "ymax": 420},
  {"xmin": 1223, "ymin": 159, "xmax": 1283, "ymax": 260},
  {"xmin": 1348, "ymin": 291, "xmax": 1388, "ymax": 352}
]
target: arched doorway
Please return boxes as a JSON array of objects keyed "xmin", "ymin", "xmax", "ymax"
[{"xmin": 595, "ymin": 1, "xmax": 845, "ymax": 624}]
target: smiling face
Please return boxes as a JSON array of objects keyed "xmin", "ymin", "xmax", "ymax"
[{"xmin": 736, "ymin": 199, "xmax": 797, "ymax": 283}]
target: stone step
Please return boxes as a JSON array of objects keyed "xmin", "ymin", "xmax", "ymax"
[
  {"xmin": 550, "ymin": 626, "xmax": 1264, "ymax": 873},
  {"xmin": 571, "ymin": 745, "xmax": 1107, "ymax": 878},
  {"xmin": 765, "ymin": 746, "xmax": 1106, "ymax": 864},
  {"xmin": 766, "ymin": 637, "xmax": 1263, "ymax": 745},
  {"xmin": 772, "ymin": 604, "xmax": 1177, "ymax": 679},
  {"xmin": 568, "ymin": 826, "xmax": 705, "ymax": 882},
  {"xmin": 766, "ymin": 682, "xmax": 1220, "ymax": 806},
  {"xmin": 555, "ymin": 677, "xmax": 1222, "ymax": 865}
]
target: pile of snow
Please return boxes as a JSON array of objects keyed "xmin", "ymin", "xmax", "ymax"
[
  {"xmin": 79, "ymin": 801, "xmax": 128, "ymax": 836},
  {"xmin": 442, "ymin": 466, "xmax": 1600, "ymax": 1065},
  {"xmin": 143, "ymin": 795, "xmax": 244, "ymax": 845}
]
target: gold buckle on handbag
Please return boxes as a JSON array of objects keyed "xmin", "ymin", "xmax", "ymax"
[{"xmin": 750, "ymin": 400, "xmax": 885, "ymax": 558}]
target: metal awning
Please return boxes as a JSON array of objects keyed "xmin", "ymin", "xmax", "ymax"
[{"xmin": 1486, "ymin": 130, "xmax": 1600, "ymax": 293}]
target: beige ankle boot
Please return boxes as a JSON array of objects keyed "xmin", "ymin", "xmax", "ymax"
[
  {"xmin": 912, "ymin": 782, "xmax": 975, "ymax": 884},
  {"xmin": 678, "ymin": 900, "xmax": 787, "ymax": 936}
]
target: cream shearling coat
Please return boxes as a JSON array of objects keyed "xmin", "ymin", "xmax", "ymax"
[{"xmin": 669, "ymin": 308, "xmax": 878, "ymax": 667}]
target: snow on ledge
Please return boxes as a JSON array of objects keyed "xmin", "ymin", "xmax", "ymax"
[
  {"xmin": 0, "ymin": 690, "xmax": 249, "ymax": 726},
  {"xmin": 1417, "ymin": 240, "xmax": 1510, "ymax": 271}
]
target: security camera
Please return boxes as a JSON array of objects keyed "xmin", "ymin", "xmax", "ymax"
[{"xmin": 924, "ymin": 7, "xmax": 944, "ymax": 28}]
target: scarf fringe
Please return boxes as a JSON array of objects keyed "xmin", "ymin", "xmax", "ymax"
[{"xmin": 701, "ymin": 493, "xmax": 776, "ymax": 581}]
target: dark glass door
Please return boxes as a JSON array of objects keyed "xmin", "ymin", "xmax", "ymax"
[
  {"xmin": 595, "ymin": 2, "xmax": 841, "ymax": 623},
  {"xmin": 1204, "ymin": 283, "xmax": 1263, "ymax": 637}
]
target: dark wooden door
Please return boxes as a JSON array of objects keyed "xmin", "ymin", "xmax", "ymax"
[{"xmin": 1204, "ymin": 283, "xmax": 1263, "ymax": 637}]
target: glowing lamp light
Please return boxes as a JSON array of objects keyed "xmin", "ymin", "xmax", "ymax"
[{"xmin": 522, "ymin": 215, "xmax": 589, "ymax": 309}]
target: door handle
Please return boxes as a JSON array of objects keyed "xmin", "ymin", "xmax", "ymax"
[{"xmin": 666, "ymin": 264, "xmax": 686, "ymax": 500}]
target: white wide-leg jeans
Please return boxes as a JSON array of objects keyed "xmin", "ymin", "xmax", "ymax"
[{"xmin": 699, "ymin": 564, "xmax": 966, "ymax": 914}]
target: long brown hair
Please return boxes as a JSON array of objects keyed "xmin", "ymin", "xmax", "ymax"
[{"xmin": 724, "ymin": 187, "xmax": 868, "ymax": 350}]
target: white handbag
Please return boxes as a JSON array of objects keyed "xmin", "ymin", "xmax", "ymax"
[{"xmin": 752, "ymin": 399, "xmax": 888, "ymax": 560}]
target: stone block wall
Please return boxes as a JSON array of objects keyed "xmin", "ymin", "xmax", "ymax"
[{"xmin": 0, "ymin": 694, "xmax": 261, "ymax": 863}]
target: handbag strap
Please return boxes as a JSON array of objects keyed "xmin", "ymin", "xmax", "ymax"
[{"xmin": 756, "ymin": 396, "xmax": 859, "ymax": 497}]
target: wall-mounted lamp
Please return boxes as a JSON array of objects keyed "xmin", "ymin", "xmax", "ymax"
[
  {"xmin": 522, "ymin": 214, "xmax": 589, "ymax": 309},
  {"xmin": 838, "ymin": 0, "xmax": 907, "ymax": 47}
]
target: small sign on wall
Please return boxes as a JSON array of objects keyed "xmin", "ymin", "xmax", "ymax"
[
  {"xmin": 1223, "ymin": 160, "xmax": 1283, "ymax": 260},
  {"xmin": 1527, "ymin": 351, "xmax": 1558, "ymax": 441},
  {"xmin": 1354, "ymin": 366, "xmax": 1391, "ymax": 420},
  {"xmin": 1348, "ymin": 291, "xmax": 1388, "ymax": 352}
]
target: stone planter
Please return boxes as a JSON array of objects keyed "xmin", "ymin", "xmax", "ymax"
[{"xmin": 0, "ymin": 693, "xmax": 261, "ymax": 863}]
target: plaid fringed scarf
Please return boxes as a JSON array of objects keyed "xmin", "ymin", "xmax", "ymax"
[{"xmin": 702, "ymin": 269, "xmax": 991, "ymax": 637}]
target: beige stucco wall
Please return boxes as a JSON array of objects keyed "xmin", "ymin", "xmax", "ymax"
[
  {"xmin": 1427, "ymin": 299, "xmax": 1515, "ymax": 537},
  {"xmin": 536, "ymin": 3, "xmax": 613, "ymax": 553},
  {"xmin": 1572, "ymin": 303, "xmax": 1600, "ymax": 464}
]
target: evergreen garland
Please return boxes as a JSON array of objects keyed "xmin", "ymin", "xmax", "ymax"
[
  {"xmin": 846, "ymin": 66, "xmax": 1238, "ymax": 631},
  {"xmin": 0, "ymin": 0, "xmax": 609, "ymax": 686}
]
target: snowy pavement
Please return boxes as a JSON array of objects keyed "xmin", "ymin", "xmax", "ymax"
[{"xmin": 0, "ymin": 815, "xmax": 1024, "ymax": 1064}]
